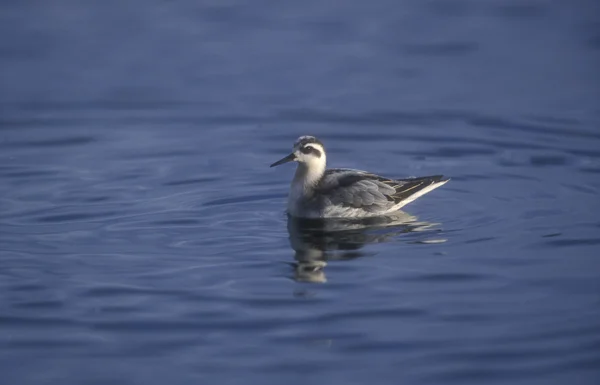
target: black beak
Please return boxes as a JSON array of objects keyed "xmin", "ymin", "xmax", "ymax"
[{"xmin": 270, "ymin": 153, "xmax": 296, "ymax": 167}]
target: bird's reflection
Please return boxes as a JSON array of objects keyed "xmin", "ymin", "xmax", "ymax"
[{"xmin": 287, "ymin": 212, "xmax": 442, "ymax": 283}]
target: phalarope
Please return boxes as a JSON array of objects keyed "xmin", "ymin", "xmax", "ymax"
[{"xmin": 270, "ymin": 136, "xmax": 449, "ymax": 218}]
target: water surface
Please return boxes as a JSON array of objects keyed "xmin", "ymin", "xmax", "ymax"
[{"xmin": 1, "ymin": 1, "xmax": 599, "ymax": 384}]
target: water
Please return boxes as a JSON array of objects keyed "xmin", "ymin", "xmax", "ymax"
[{"xmin": 1, "ymin": 1, "xmax": 599, "ymax": 384}]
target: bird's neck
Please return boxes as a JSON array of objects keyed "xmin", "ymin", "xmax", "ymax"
[
  {"xmin": 293, "ymin": 161, "xmax": 326, "ymax": 191},
  {"xmin": 287, "ymin": 161, "xmax": 326, "ymax": 215}
]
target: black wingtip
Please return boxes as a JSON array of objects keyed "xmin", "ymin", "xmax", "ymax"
[
  {"xmin": 406, "ymin": 175, "xmax": 448, "ymax": 183},
  {"xmin": 430, "ymin": 175, "xmax": 451, "ymax": 183},
  {"xmin": 390, "ymin": 174, "xmax": 449, "ymax": 204}
]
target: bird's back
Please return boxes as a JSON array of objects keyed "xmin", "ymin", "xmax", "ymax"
[{"xmin": 297, "ymin": 169, "xmax": 448, "ymax": 218}]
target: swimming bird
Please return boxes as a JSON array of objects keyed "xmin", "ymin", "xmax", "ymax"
[{"xmin": 270, "ymin": 136, "xmax": 449, "ymax": 218}]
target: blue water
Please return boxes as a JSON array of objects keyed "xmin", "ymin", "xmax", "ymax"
[{"xmin": 1, "ymin": 1, "xmax": 599, "ymax": 384}]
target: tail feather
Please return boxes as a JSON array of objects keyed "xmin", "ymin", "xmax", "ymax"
[{"xmin": 389, "ymin": 175, "xmax": 449, "ymax": 207}]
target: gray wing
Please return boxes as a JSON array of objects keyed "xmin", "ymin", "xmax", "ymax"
[
  {"xmin": 318, "ymin": 169, "xmax": 446, "ymax": 212},
  {"xmin": 317, "ymin": 169, "xmax": 396, "ymax": 213}
]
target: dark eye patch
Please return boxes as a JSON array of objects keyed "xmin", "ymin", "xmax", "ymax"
[{"xmin": 301, "ymin": 146, "xmax": 321, "ymax": 158}]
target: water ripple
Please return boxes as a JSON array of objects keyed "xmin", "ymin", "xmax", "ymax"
[{"xmin": 2, "ymin": 1, "xmax": 599, "ymax": 384}]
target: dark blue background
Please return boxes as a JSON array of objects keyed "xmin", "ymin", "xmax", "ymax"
[{"xmin": 1, "ymin": 1, "xmax": 599, "ymax": 384}]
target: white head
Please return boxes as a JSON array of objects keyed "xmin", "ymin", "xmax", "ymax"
[{"xmin": 270, "ymin": 136, "xmax": 327, "ymax": 177}]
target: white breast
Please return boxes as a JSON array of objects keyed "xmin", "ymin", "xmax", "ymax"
[{"xmin": 287, "ymin": 179, "xmax": 316, "ymax": 217}]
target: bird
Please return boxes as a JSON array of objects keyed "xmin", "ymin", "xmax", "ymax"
[{"xmin": 270, "ymin": 135, "xmax": 449, "ymax": 218}]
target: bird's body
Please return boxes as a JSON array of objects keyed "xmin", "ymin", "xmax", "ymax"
[
  {"xmin": 288, "ymin": 168, "xmax": 448, "ymax": 218},
  {"xmin": 271, "ymin": 136, "xmax": 449, "ymax": 219}
]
